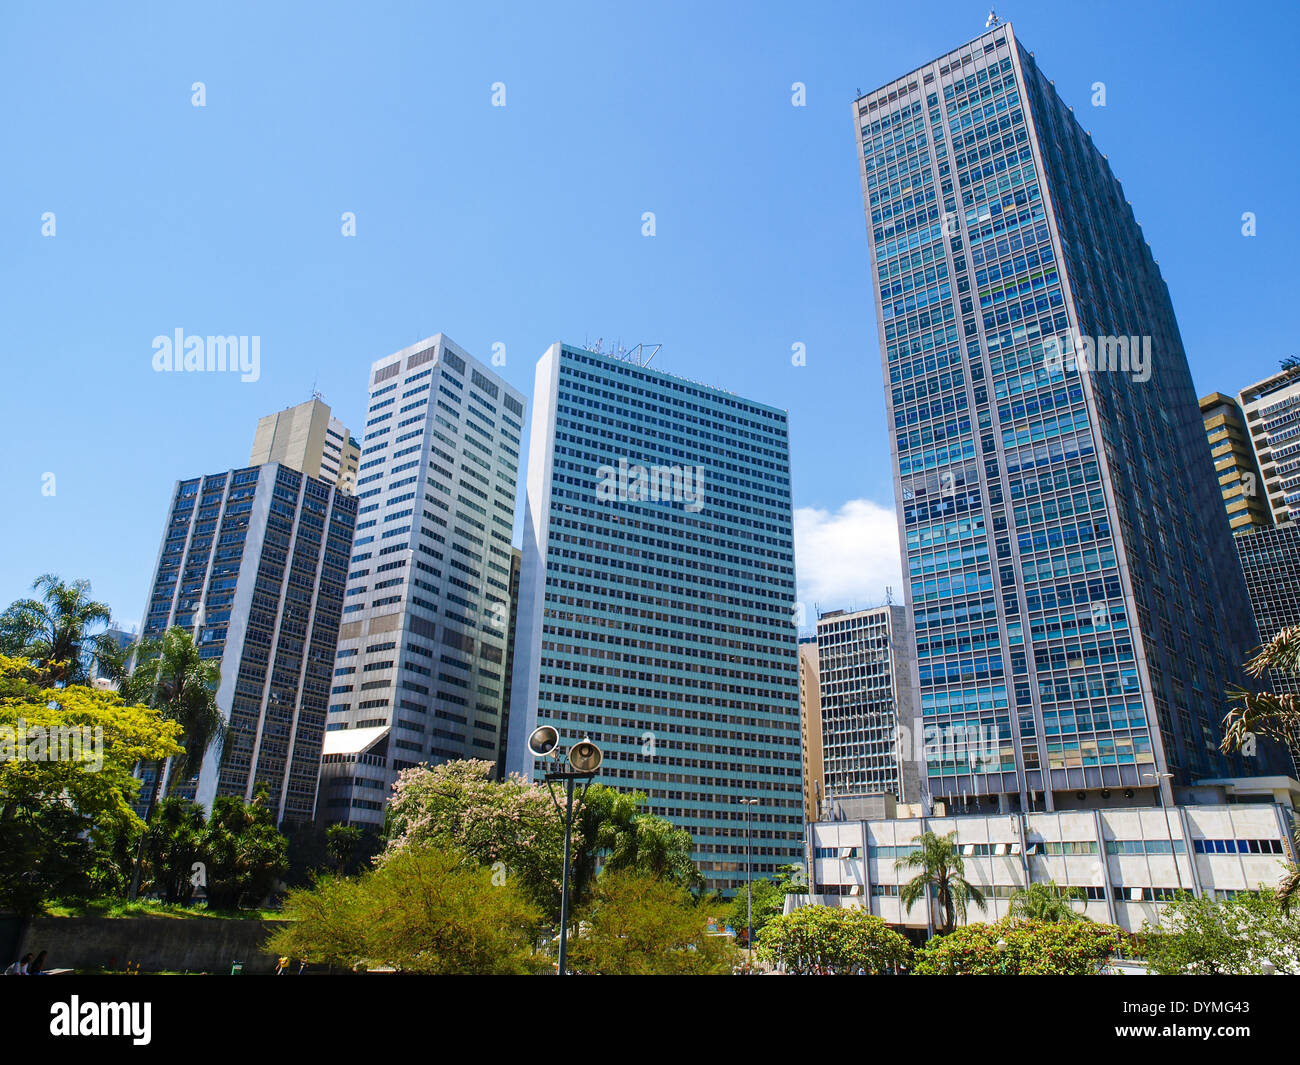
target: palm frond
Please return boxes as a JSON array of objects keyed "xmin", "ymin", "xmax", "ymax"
[
  {"xmin": 1222, "ymin": 687, "xmax": 1300, "ymax": 752},
  {"xmin": 1244, "ymin": 627, "xmax": 1300, "ymax": 679}
]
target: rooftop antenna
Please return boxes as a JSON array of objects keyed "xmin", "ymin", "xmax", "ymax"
[
  {"xmin": 885, "ymin": 585, "xmax": 894, "ymax": 606},
  {"xmin": 631, "ymin": 343, "xmax": 661, "ymax": 368},
  {"xmin": 985, "ymin": 9, "xmax": 1002, "ymax": 27}
]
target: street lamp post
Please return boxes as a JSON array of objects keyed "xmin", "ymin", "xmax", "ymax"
[
  {"xmin": 739, "ymin": 798, "xmax": 758, "ymax": 961},
  {"xmin": 1143, "ymin": 770, "xmax": 1182, "ymax": 893},
  {"xmin": 530, "ymin": 726, "xmax": 602, "ymax": 976}
]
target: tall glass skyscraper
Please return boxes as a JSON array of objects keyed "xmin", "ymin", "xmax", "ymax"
[
  {"xmin": 855, "ymin": 22, "xmax": 1278, "ymax": 812},
  {"xmin": 317, "ymin": 335, "xmax": 525, "ymax": 827},
  {"xmin": 139, "ymin": 463, "xmax": 356, "ymax": 825},
  {"xmin": 506, "ymin": 343, "xmax": 803, "ymax": 894}
]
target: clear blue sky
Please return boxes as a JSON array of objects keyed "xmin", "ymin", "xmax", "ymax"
[{"xmin": 2, "ymin": 0, "xmax": 1297, "ymax": 630}]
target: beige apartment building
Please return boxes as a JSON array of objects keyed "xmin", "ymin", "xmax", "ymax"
[
  {"xmin": 799, "ymin": 637, "xmax": 824, "ymax": 826},
  {"xmin": 250, "ymin": 395, "xmax": 360, "ymax": 493}
]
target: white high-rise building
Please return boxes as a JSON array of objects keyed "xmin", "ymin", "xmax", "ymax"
[{"xmin": 317, "ymin": 335, "xmax": 525, "ymax": 826}]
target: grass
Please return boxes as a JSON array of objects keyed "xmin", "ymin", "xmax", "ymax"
[{"xmin": 43, "ymin": 898, "xmax": 282, "ymax": 921}]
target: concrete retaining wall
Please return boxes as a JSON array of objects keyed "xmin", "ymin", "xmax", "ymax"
[{"xmin": 16, "ymin": 916, "xmax": 289, "ymax": 974}]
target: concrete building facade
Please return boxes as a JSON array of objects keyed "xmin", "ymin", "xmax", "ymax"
[
  {"xmin": 251, "ymin": 396, "xmax": 361, "ymax": 494},
  {"xmin": 798, "ymin": 637, "xmax": 824, "ymax": 826},
  {"xmin": 805, "ymin": 779, "xmax": 1298, "ymax": 934},
  {"xmin": 816, "ymin": 605, "xmax": 918, "ymax": 808},
  {"xmin": 139, "ymin": 463, "xmax": 356, "ymax": 824},
  {"xmin": 1199, "ymin": 391, "xmax": 1272, "ymax": 532},
  {"xmin": 506, "ymin": 343, "xmax": 803, "ymax": 894},
  {"xmin": 317, "ymin": 336, "xmax": 524, "ymax": 827},
  {"xmin": 854, "ymin": 22, "xmax": 1277, "ymax": 814}
]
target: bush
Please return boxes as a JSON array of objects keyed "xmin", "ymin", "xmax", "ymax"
[
  {"xmin": 1141, "ymin": 890, "xmax": 1300, "ymax": 974},
  {"xmin": 567, "ymin": 869, "xmax": 737, "ymax": 975},
  {"xmin": 755, "ymin": 905, "xmax": 913, "ymax": 974},
  {"xmin": 913, "ymin": 918, "xmax": 1125, "ymax": 975},
  {"xmin": 268, "ymin": 844, "xmax": 545, "ymax": 974}
]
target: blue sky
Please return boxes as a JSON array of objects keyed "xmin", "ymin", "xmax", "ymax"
[{"xmin": 2, "ymin": 0, "xmax": 1297, "ymax": 632}]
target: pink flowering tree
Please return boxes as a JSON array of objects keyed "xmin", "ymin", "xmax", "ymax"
[{"xmin": 383, "ymin": 759, "xmax": 569, "ymax": 918}]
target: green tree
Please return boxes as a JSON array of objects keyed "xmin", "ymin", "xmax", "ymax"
[
  {"xmin": 268, "ymin": 845, "xmax": 544, "ymax": 974},
  {"xmin": 202, "ymin": 791, "xmax": 289, "ymax": 909},
  {"xmin": 567, "ymin": 869, "xmax": 737, "ymax": 975},
  {"xmin": 0, "ymin": 574, "xmax": 117, "ymax": 686},
  {"xmin": 755, "ymin": 905, "xmax": 913, "ymax": 974},
  {"xmin": 573, "ymin": 784, "xmax": 703, "ymax": 898},
  {"xmin": 121, "ymin": 627, "xmax": 224, "ymax": 808},
  {"xmin": 572, "ymin": 784, "xmax": 640, "ymax": 901},
  {"xmin": 122, "ymin": 627, "xmax": 223, "ymax": 899},
  {"xmin": 1142, "ymin": 890, "xmax": 1300, "ymax": 974},
  {"xmin": 1007, "ymin": 880, "xmax": 1089, "ymax": 923},
  {"xmin": 326, "ymin": 824, "xmax": 365, "ymax": 875},
  {"xmin": 896, "ymin": 831, "xmax": 986, "ymax": 934},
  {"xmin": 1219, "ymin": 627, "xmax": 1300, "ymax": 910},
  {"xmin": 0, "ymin": 654, "xmax": 182, "ymax": 912},
  {"xmin": 913, "ymin": 918, "xmax": 1125, "ymax": 975},
  {"xmin": 143, "ymin": 797, "xmax": 207, "ymax": 904},
  {"xmin": 1221, "ymin": 626, "xmax": 1300, "ymax": 760},
  {"xmin": 599, "ymin": 809, "xmax": 702, "ymax": 891},
  {"xmin": 725, "ymin": 864, "xmax": 803, "ymax": 947}
]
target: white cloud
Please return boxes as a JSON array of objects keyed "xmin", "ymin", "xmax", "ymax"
[{"xmin": 793, "ymin": 498, "xmax": 903, "ymax": 627}]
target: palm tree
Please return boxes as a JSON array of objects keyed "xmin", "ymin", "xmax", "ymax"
[
  {"xmin": 573, "ymin": 786, "xmax": 641, "ymax": 900},
  {"xmin": 1216, "ymin": 629, "xmax": 1300, "ymax": 910},
  {"xmin": 575, "ymin": 786, "xmax": 703, "ymax": 894},
  {"xmin": 326, "ymin": 824, "xmax": 364, "ymax": 875},
  {"xmin": 1221, "ymin": 626, "xmax": 1300, "ymax": 912},
  {"xmin": 1222, "ymin": 626, "xmax": 1300, "ymax": 758},
  {"xmin": 896, "ymin": 830, "xmax": 986, "ymax": 934},
  {"xmin": 124, "ymin": 626, "xmax": 224, "ymax": 899},
  {"xmin": 0, "ymin": 574, "xmax": 115, "ymax": 685},
  {"xmin": 1008, "ymin": 880, "xmax": 1088, "ymax": 923}
]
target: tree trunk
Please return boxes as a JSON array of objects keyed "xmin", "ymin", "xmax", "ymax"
[{"xmin": 127, "ymin": 756, "xmax": 169, "ymax": 900}]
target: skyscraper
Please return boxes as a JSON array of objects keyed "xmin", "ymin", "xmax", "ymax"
[
  {"xmin": 1237, "ymin": 368, "xmax": 1300, "ymax": 526},
  {"xmin": 798, "ymin": 636, "xmax": 823, "ymax": 825},
  {"xmin": 251, "ymin": 396, "xmax": 361, "ymax": 494},
  {"xmin": 316, "ymin": 335, "xmax": 524, "ymax": 828},
  {"xmin": 815, "ymin": 605, "xmax": 917, "ymax": 804},
  {"xmin": 1199, "ymin": 392, "xmax": 1272, "ymax": 532},
  {"xmin": 1201, "ymin": 371, "xmax": 1300, "ymax": 770},
  {"xmin": 506, "ymin": 343, "xmax": 803, "ymax": 893},
  {"xmin": 139, "ymin": 463, "xmax": 356, "ymax": 824},
  {"xmin": 855, "ymin": 21, "xmax": 1276, "ymax": 812},
  {"xmin": 496, "ymin": 546, "xmax": 523, "ymax": 778}
]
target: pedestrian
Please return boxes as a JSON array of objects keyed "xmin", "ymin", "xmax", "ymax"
[
  {"xmin": 3, "ymin": 953, "xmax": 33, "ymax": 976},
  {"xmin": 275, "ymin": 956, "xmax": 289, "ymax": 975},
  {"xmin": 29, "ymin": 951, "xmax": 47, "ymax": 975}
]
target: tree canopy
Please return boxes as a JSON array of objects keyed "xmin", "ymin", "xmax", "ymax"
[
  {"xmin": 912, "ymin": 918, "xmax": 1125, "ymax": 975},
  {"xmin": 567, "ymin": 869, "xmax": 736, "ymax": 975},
  {"xmin": 269, "ymin": 844, "xmax": 545, "ymax": 974},
  {"xmin": 755, "ymin": 905, "xmax": 913, "ymax": 974},
  {"xmin": 0, "ymin": 653, "xmax": 182, "ymax": 911}
]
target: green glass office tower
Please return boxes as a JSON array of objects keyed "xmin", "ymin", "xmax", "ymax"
[
  {"xmin": 856, "ymin": 22, "xmax": 1278, "ymax": 812},
  {"xmin": 507, "ymin": 343, "xmax": 803, "ymax": 894}
]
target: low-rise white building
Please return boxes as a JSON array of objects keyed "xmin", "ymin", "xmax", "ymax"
[{"xmin": 802, "ymin": 780, "xmax": 1299, "ymax": 934}]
